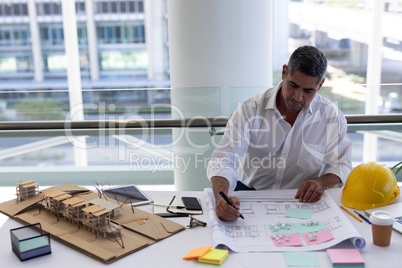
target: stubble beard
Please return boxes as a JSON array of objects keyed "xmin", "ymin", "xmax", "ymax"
[{"xmin": 285, "ymin": 97, "xmax": 304, "ymax": 111}]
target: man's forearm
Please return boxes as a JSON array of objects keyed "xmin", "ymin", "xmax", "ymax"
[
  {"xmin": 211, "ymin": 176, "xmax": 230, "ymax": 201},
  {"xmin": 314, "ymin": 173, "xmax": 342, "ymax": 190}
]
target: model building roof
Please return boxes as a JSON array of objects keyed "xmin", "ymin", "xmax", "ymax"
[
  {"xmin": 89, "ymin": 198, "xmax": 120, "ymax": 211},
  {"xmin": 17, "ymin": 180, "xmax": 39, "ymax": 188},
  {"xmin": 82, "ymin": 205, "xmax": 111, "ymax": 216},
  {"xmin": 62, "ymin": 197, "xmax": 88, "ymax": 207},
  {"xmin": 44, "ymin": 190, "xmax": 72, "ymax": 201}
]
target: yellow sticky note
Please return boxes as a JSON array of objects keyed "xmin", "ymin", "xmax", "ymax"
[
  {"xmin": 198, "ymin": 248, "xmax": 228, "ymax": 265},
  {"xmin": 183, "ymin": 246, "xmax": 212, "ymax": 260}
]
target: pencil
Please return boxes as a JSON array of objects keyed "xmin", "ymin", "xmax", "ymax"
[{"xmin": 340, "ymin": 205, "xmax": 362, "ymax": 222}]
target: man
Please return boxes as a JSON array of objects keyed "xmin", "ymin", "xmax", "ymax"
[{"xmin": 207, "ymin": 46, "xmax": 352, "ymax": 221}]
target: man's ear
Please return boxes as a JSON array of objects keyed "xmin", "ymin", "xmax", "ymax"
[
  {"xmin": 317, "ymin": 78, "xmax": 325, "ymax": 91},
  {"xmin": 282, "ymin": 64, "xmax": 287, "ymax": 80}
]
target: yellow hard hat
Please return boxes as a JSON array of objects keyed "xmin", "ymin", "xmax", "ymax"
[{"xmin": 342, "ymin": 161, "xmax": 400, "ymax": 210}]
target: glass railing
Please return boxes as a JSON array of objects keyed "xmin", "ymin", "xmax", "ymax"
[
  {"xmin": 0, "ymin": 87, "xmax": 401, "ymax": 188},
  {"xmin": 0, "ymin": 115, "xmax": 401, "ymax": 186},
  {"xmin": 346, "ymin": 115, "xmax": 402, "ymax": 179}
]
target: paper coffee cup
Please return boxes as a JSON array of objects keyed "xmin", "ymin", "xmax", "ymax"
[{"xmin": 370, "ymin": 210, "xmax": 395, "ymax": 247}]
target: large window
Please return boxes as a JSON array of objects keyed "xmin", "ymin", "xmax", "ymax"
[
  {"xmin": 284, "ymin": 0, "xmax": 402, "ymax": 165},
  {"xmin": 0, "ymin": 1, "xmax": 399, "ymax": 183},
  {"xmin": 285, "ymin": 1, "xmax": 402, "ymax": 115}
]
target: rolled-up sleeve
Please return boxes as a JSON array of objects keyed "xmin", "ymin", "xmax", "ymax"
[
  {"xmin": 207, "ymin": 102, "xmax": 252, "ymax": 192},
  {"xmin": 321, "ymin": 111, "xmax": 352, "ymax": 185}
]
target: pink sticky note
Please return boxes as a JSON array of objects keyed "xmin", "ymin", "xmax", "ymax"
[
  {"xmin": 327, "ymin": 248, "xmax": 365, "ymax": 265},
  {"xmin": 271, "ymin": 233, "xmax": 303, "ymax": 247},
  {"xmin": 302, "ymin": 229, "xmax": 334, "ymax": 245}
]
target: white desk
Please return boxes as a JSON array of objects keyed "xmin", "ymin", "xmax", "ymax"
[{"xmin": 0, "ymin": 188, "xmax": 401, "ymax": 268}]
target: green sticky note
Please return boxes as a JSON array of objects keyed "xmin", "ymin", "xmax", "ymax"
[
  {"xmin": 268, "ymin": 221, "xmax": 326, "ymax": 234},
  {"xmin": 285, "ymin": 208, "xmax": 314, "ymax": 219},
  {"xmin": 284, "ymin": 252, "xmax": 320, "ymax": 267},
  {"xmin": 198, "ymin": 249, "xmax": 228, "ymax": 265}
]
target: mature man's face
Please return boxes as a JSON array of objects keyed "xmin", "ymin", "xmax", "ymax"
[{"xmin": 281, "ymin": 64, "xmax": 325, "ymax": 112}]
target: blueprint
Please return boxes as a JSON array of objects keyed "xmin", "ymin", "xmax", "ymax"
[{"xmin": 204, "ymin": 188, "xmax": 366, "ymax": 252}]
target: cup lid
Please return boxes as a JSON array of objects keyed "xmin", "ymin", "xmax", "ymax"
[{"xmin": 370, "ymin": 210, "xmax": 395, "ymax": 226}]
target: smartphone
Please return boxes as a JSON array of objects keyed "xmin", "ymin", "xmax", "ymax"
[{"xmin": 181, "ymin": 197, "xmax": 202, "ymax": 210}]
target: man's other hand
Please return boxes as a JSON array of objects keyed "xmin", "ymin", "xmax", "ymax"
[
  {"xmin": 215, "ymin": 196, "xmax": 241, "ymax": 221},
  {"xmin": 295, "ymin": 180, "xmax": 324, "ymax": 203}
]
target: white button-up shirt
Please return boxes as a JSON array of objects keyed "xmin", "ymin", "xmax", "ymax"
[{"xmin": 207, "ymin": 82, "xmax": 352, "ymax": 193}]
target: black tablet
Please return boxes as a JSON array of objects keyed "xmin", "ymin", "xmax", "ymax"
[{"xmin": 103, "ymin": 185, "xmax": 152, "ymax": 206}]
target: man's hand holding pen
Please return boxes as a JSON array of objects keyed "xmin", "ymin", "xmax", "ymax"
[{"xmin": 215, "ymin": 192, "xmax": 243, "ymax": 222}]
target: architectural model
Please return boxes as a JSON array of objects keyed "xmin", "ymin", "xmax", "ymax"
[
  {"xmin": 0, "ymin": 182, "xmax": 185, "ymax": 264},
  {"xmin": 17, "ymin": 182, "xmax": 125, "ymax": 248},
  {"xmin": 16, "ymin": 180, "xmax": 39, "ymax": 203}
]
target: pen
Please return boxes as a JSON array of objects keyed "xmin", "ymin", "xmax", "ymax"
[
  {"xmin": 354, "ymin": 210, "xmax": 371, "ymax": 224},
  {"xmin": 340, "ymin": 205, "xmax": 362, "ymax": 222},
  {"xmin": 219, "ymin": 191, "xmax": 244, "ymax": 220},
  {"xmin": 151, "ymin": 203, "xmax": 186, "ymax": 209}
]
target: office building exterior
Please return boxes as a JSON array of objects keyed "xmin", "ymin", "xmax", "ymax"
[{"xmin": 0, "ymin": 0, "xmax": 170, "ymax": 110}]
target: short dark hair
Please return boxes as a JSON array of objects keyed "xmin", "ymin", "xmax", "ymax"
[{"xmin": 287, "ymin": 46, "xmax": 327, "ymax": 82}]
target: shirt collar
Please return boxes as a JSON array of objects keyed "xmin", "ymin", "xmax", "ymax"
[
  {"xmin": 265, "ymin": 81, "xmax": 315, "ymax": 114},
  {"xmin": 265, "ymin": 82, "xmax": 281, "ymax": 110},
  {"xmin": 306, "ymin": 97, "xmax": 315, "ymax": 114}
]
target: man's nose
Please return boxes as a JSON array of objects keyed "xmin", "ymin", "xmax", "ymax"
[{"xmin": 293, "ymin": 89, "xmax": 303, "ymax": 101}]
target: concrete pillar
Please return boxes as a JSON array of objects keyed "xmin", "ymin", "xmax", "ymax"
[
  {"xmin": 62, "ymin": 0, "xmax": 87, "ymax": 166},
  {"xmin": 273, "ymin": 0, "xmax": 289, "ymax": 72},
  {"xmin": 167, "ymin": 0, "xmax": 273, "ymax": 190},
  {"xmin": 27, "ymin": 0, "xmax": 43, "ymax": 82},
  {"xmin": 144, "ymin": 0, "xmax": 168, "ymax": 81},
  {"xmin": 86, "ymin": 0, "xmax": 99, "ymax": 81},
  {"xmin": 363, "ymin": 0, "xmax": 384, "ymax": 162}
]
